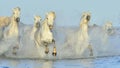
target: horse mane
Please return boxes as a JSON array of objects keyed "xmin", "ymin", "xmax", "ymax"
[
  {"xmin": 34, "ymin": 19, "xmax": 48, "ymax": 47},
  {"xmin": 41, "ymin": 19, "xmax": 50, "ymax": 32}
]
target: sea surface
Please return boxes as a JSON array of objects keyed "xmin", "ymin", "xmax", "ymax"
[{"xmin": 0, "ymin": 56, "xmax": 120, "ymax": 68}]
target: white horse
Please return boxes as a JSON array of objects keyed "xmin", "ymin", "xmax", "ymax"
[
  {"xmin": 3, "ymin": 7, "xmax": 21, "ymax": 55},
  {"xmin": 76, "ymin": 12, "xmax": 93, "ymax": 56},
  {"xmin": 62, "ymin": 12, "xmax": 93, "ymax": 57},
  {"xmin": 100, "ymin": 21, "xmax": 114, "ymax": 48},
  {"xmin": 79, "ymin": 12, "xmax": 90, "ymax": 41},
  {"xmin": 34, "ymin": 16, "xmax": 56, "ymax": 58},
  {"xmin": 30, "ymin": 16, "xmax": 42, "ymax": 40},
  {"xmin": 103, "ymin": 21, "xmax": 114, "ymax": 35}
]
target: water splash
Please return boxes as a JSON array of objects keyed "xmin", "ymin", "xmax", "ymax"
[{"xmin": 0, "ymin": 23, "xmax": 119, "ymax": 59}]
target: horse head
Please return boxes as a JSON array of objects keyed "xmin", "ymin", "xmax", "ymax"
[
  {"xmin": 46, "ymin": 11, "xmax": 56, "ymax": 30},
  {"xmin": 80, "ymin": 12, "xmax": 91, "ymax": 25},
  {"xmin": 40, "ymin": 19, "xmax": 55, "ymax": 45},
  {"xmin": 34, "ymin": 15, "xmax": 42, "ymax": 29},
  {"xmin": 104, "ymin": 21, "xmax": 114, "ymax": 35},
  {"xmin": 12, "ymin": 7, "xmax": 21, "ymax": 23}
]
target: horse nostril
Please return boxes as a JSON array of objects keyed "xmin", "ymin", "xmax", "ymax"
[
  {"xmin": 16, "ymin": 17, "xmax": 20, "ymax": 22},
  {"xmin": 49, "ymin": 25, "xmax": 53, "ymax": 29},
  {"xmin": 52, "ymin": 39, "xmax": 55, "ymax": 44}
]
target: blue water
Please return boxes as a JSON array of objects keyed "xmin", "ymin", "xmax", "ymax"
[{"xmin": 0, "ymin": 56, "xmax": 120, "ymax": 68}]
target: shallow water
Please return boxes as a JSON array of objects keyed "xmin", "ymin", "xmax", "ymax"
[{"xmin": 0, "ymin": 56, "xmax": 120, "ymax": 68}]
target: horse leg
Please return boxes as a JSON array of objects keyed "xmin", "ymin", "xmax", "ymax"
[
  {"xmin": 12, "ymin": 44, "xmax": 19, "ymax": 55},
  {"xmin": 52, "ymin": 42, "xmax": 57, "ymax": 56},
  {"xmin": 52, "ymin": 46, "xmax": 57, "ymax": 56},
  {"xmin": 88, "ymin": 44, "xmax": 93, "ymax": 56},
  {"xmin": 12, "ymin": 37, "xmax": 20, "ymax": 55},
  {"xmin": 45, "ymin": 45, "xmax": 49, "ymax": 54}
]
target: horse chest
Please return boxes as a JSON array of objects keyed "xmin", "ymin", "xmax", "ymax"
[{"xmin": 8, "ymin": 24, "xmax": 19, "ymax": 37}]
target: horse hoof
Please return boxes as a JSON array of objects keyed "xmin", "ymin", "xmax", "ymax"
[
  {"xmin": 52, "ymin": 52, "xmax": 57, "ymax": 56},
  {"xmin": 52, "ymin": 47, "xmax": 57, "ymax": 56},
  {"xmin": 45, "ymin": 51, "xmax": 49, "ymax": 54}
]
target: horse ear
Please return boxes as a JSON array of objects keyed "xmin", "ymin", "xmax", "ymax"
[
  {"xmin": 38, "ymin": 16, "xmax": 42, "ymax": 21},
  {"xmin": 52, "ymin": 11, "xmax": 56, "ymax": 18}
]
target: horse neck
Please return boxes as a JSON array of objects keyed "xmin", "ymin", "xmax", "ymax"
[
  {"xmin": 7, "ymin": 15, "xmax": 19, "ymax": 37},
  {"xmin": 9, "ymin": 16, "xmax": 19, "ymax": 28},
  {"xmin": 79, "ymin": 21, "xmax": 89, "ymax": 38},
  {"xmin": 31, "ymin": 24, "xmax": 37, "ymax": 34},
  {"xmin": 31, "ymin": 24, "xmax": 39, "ymax": 39},
  {"xmin": 80, "ymin": 21, "xmax": 90, "ymax": 41},
  {"xmin": 42, "ymin": 19, "xmax": 50, "ymax": 32}
]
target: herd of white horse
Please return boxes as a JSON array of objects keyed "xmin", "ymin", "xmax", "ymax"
[{"xmin": 0, "ymin": 7, "xmax": 114, "ymax": 58}]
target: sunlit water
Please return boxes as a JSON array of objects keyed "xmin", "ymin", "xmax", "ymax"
[{"xmin": 0, "ymin": 56, "xmax": 120, "ymax": 68}]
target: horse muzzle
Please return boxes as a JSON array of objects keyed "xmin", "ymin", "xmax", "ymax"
[
  {"xmin": 35, "ymin": 22, "xmax": 40, "ymax": 28},
  {"xmin": 86, "ymin": 15, "xmax": 90, "ymax": 21},
  {"xmin": 107, "ymin": 28, "xmax": 113, "ymax": 33},
  {"xmin": 52, "ymin": 39, "xmax": 55, "ymax": 44},
  {"xmin": 16, "ymin": 17, "xmax": 20, "ymax": 22},
  {"xmin": 49, "ymin": 25, "xmax": 53, "ymax": 30}
]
